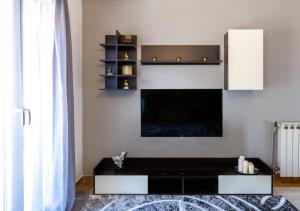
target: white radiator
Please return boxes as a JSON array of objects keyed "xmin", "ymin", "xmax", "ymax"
[{"xmin": 277, "ymin": 122, "xmax": 300, "ymax": 177}]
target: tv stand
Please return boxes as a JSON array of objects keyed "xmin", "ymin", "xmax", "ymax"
[{"xmin": 93, "ymin": 158, "xmax": 272, "ymax": 195}]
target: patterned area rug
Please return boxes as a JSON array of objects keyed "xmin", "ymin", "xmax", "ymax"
[{"xmin": 79, "ymin": 195, "xmax": 298, "ymax": 211}]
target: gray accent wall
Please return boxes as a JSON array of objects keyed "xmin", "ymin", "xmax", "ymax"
[{"xmin": 83, "ymin": 0, "xmax": 300, "ymax": 174}]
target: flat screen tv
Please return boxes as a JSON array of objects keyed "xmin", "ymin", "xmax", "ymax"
[{"xmin": 141, "ymin": 89, "xmax": 223, "ymax": 137}]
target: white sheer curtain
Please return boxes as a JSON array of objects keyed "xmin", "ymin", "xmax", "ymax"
[
  {"xmin": 0, "ymin": 0, "xmax": 24, "ymax": 211},
  {"xmin": 22, "ymin": 0, "xmax": 75, "ymax": 210},
  {"xmin": 1, "ymin": 0, "xmax": 75, "ymax": 210},
  {"xmin": 22, "ymin": 0, "xmax": 56, "ymax": 210}
]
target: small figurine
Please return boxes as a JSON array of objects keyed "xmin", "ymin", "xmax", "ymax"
[
  {"xmin": 112, "ymin": 151, "xmax": 127, "ymax": 168},
  {"xmin": 124, "ymin": 52, "xmax": 129, "ymax": 60},
  {"xmin": 123, "ymin": 80, "xmax": 129, "ymax": 89},
  {"xmin": 106, "ymin": 66, "xmax": 113, "ymax": 75}
]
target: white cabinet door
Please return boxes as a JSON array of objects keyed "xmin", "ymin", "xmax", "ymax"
[
  {"xmin": 94, "ymin": 175, "xmax": 148, "ymax": 194},
  {"xmin": 225, "ymin": 29, "xmax": 263, "ymax": 90},
  {"xmin": 218, "ymin": 175, "xmax": 272, "ymax": 194}
]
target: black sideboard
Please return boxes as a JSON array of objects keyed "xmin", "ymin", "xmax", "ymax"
[{"xmin": 93, "ymin": 158, "xmax": 272, "ymax": 195}]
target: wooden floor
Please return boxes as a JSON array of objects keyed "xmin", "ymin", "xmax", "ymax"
[
  {"xmin": 76, "ymin": 176, "xmax": 93, "ymax": 192},
  {"xmin": 273, "ymin": 176, "xmax": 300, "ymax": 187}
]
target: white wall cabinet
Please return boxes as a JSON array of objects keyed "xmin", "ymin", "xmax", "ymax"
[{"xmin": 224, "ymin": 29, "xmax": 264, "ymax": 90}]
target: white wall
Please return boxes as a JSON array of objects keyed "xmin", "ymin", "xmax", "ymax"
[
  {"xmin": 68, "ymin": 0, "xmax": 83, "ymax": 180},
  {"xmin": 83, "ymin": 0, "xmax": 300, "ymax": 174}
]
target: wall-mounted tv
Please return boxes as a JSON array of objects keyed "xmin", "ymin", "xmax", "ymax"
[{"xmin": 141, "ymin": 89, "xmax": 223, "ymax": 137}]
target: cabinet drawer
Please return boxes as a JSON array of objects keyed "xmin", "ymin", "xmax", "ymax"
[
  {"xmin": 94, "ymin": 175, "xmax": 148, "ymax": 194},
  {"xmin": 184, "ymin": 176, "xmax": 218, "ymax": 194},
  {"xmin": 148, "ymin": 176, "xmax": 182, "ymax": 194},
  {"xmin": 218, "ymin": 175, "xmax": 272, "ymax": 194}
]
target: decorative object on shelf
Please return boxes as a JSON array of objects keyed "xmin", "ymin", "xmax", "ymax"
[
  {"xmin": 249, "ymin": 162, "xmax": 255, "ymax": 174},
  {"xmin": 119, "ymin": 51, "xmax": 130, "ymax": 60},
  {"xmin": 99, "ymin": 30, "xmax": 137, "ymax": 90},
  {"xmin": 152, "ymin": 57, "xmax": 157, "ymax": 62},
  {"xmin": 238, "ymin": 155, "xmax": 245, "ymax": 172},
  {"xmin": 121, "ymin": 65, "xmax": 133, "ymax": 75},
  {"xmin": 122, "ymin": 35, "xmax": 132, "ymax": 44},
  {"xmin": 242, "ymin": 160, "xmax": 249, "ymax": 174},
  {"xmin": 141, "ymin": 45, "xmax": 222, "ymax": 65},
  {"xmin": 124, "ymin": 51, "xmax": 129, "ymax": 60},
  {"xmin": 123, "ymin": 80, "xmax": 129, "ymax": 89},
  {"xmin": 235, "ymin": 155, "xmax": 259, "ymax": 175},
  {"xmin": 112, "ymin": 151, "xmax": 127, "ymax": 168},
  {"xmin": 106, "ymin": 66, "xmax": 113, "ymax": 76}
]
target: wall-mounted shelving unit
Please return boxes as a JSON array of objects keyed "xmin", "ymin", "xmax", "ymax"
[
  {"xmin": 141, "ymin": 45, "xmax": 222, "ymax": 65},
  {"xmin": 99, "ymin": 30, "xmax": 137, "ymax": 90}
]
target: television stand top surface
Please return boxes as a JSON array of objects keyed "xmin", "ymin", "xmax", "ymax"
[{"xmin": 93, "ymin": 157, "xmax": 272, "ymax": 176}]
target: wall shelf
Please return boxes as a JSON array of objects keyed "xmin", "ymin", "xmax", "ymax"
[
  {"xmin": 100, "ymin": 59, "xmax": 137, "ymax": 63},
  {"xmin": 99, "ymin": 43, "xmax": 136, "ymax": 49},
  {"xmin": 117, "ymin": 59, "xmax": 136, "ymax": 64},
  {"xmin": 141, "ymin": 60, "xmax": 222, "ymax": 65},
  {"xmin": 98, "ymin": 88, "xmax": 136, "ymax": 91},
  {"xmin": 141, "ymin": 45, "xmax": 221, "ymax": 66},
  {"xmin": 99, "ymin": 30, "xmax": 137, "ymax": 90},
  {"xmin": 99, "ymin": 74, "xmax": 136, "ymax": 78}
]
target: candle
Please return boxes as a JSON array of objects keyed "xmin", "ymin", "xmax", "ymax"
[
  {"xmin": 249, "ymin": 162, "xmax": 255, "ymax": 174},
  {"xmin": 238, "ymin": 156, "xmax": 245, "ymax": 172},
  {"xmin": 243, "ymin": 160, "xmax": 249, "ymax": 174}
]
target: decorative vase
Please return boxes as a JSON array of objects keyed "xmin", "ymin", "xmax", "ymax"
[
  {"xmin": 121, "ymin": 65, "xmax": 132, "ymax": 75},
  {"xmin": 122, "ymin": 35, "xmax": 132, "ymax": 44}
]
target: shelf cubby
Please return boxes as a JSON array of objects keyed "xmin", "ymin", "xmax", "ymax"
[{"xmin": 99, "ymin": 30, "xmax": 137, "ymax": 91}]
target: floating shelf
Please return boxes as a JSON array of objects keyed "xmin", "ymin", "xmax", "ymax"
[
  {"xmin": 100, "ymin": 59, "xmax": 115, "ymax": 63},
  {"xmin": 141, "ymin": 45, "xmax": 222, "ymax": 66},
  {"xmin": 100, "ymin": 59, "xmax": 137, "ymax": 64},
  {"xmin": 99, "ymin": 43, "xmax": 136, "ymax": 49},
  {"xmin": 99, "ymin": 74, "xmax": 136, "ymax": 78},
  {"xmin": 118, "ymin": 74, "xmax": 137, "ymax": 78},
  {"xmin": 99, "ymin": 30, "xmax": 137, "ymax": 91},
  {"xmin": 99, "ymin": 44, "xmax": 116, "ymax": 48},
  {"xmin": 99, "ymin": 88, "xmax": 136, "ymax": 91},
  {"xmin": 140, "ymin": 60, "xmax": 222, "ymax": 65},
  {"xmin": 118, "ymin": 59, "xmax": 136, "ymax": 64}
]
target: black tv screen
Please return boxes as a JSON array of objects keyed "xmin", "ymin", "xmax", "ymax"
[{"xmin": 141, "ymin": 89, "xmax": 223, "ymax": 137}]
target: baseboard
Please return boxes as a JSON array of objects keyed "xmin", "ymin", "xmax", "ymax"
[{"xmin": 76, "ymin": 175, "xmax": 84, "ymax": 184}]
